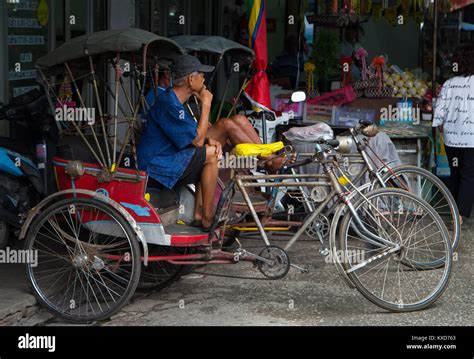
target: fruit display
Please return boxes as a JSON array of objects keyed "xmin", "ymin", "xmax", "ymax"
[{"xmin": 383, "ymin": 69, "xmax": 429, "ymax": 99}]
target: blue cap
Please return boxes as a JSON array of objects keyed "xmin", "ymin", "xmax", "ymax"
[{"xmin": 171, "ymin": 54, "xmax": 215, "ymax": 78}]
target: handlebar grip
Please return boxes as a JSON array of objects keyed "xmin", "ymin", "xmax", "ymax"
[
  {"xmin": 326, "ymin": 139, "xmax": 340, "ymax": 148},
  {"xmin": 359, "ymin": 119, "xmax": 374, "ymax": 126}
]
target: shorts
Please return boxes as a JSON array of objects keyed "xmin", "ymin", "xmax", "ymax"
[
  {"xmin": 147, "ymin": 147, "xmax": 206, "ymax": 189},
  {"xmin": 175, "ymin": 146, "xmax": 206, "ymax": 186}
]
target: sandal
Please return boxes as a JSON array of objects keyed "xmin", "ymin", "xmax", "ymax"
[
  {"xmin": 190, "ymin": 219, "xmax": 213, "ymax": 232},
  {"xmin": 190, "ymin": 219, "xmax": 202, "ymax": 228}
]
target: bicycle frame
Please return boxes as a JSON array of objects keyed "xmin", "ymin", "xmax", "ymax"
[{"xmin": 234, "ymin": 154, "xmax": 403, "ymax": 254}]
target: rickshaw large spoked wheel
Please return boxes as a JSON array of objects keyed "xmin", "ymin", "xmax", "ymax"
[
  {"xmin": 25, "ymin": 197, "xmax": 141, "ymax": 323},
  {"xmin": 136, "ymin": 245, "xmax": 188, "ymax": 291}
]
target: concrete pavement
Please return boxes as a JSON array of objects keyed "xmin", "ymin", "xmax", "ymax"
[{"xmin": 1, "ymin": 220, "xmax": 472, "ymax": 327}]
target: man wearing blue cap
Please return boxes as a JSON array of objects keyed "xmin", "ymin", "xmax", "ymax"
[
  {"xmin": 138, "ymin": 54, "xmax": 221, "ymax": 230},
  {"xmin": 138, "ymin": 54, "xmax": 284, "ymax": 230}
]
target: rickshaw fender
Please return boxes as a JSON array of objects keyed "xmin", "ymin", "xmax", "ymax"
[{"xmin": 19, "ymin": 189, "xmax": 149, "ymax": 265}]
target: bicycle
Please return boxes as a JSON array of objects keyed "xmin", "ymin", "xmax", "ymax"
[{"xmin": 230, "ymin": 139, "xmax": 453, "ymax": 312}]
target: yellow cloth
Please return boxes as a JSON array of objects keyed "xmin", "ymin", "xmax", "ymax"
[{"xmin": 235, "ymin": 141, "xmax": 284, "ymax": 157}]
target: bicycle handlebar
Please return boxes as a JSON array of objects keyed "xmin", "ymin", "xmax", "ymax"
[
  {"xmin": 325, "ymin": 139, "xmax": 340, "ymax": 148},
  {"xmin": 283, "ymin": 157, "xmax": 313, "ymax": 170},
  {"xmin": 351, "ymin": 120, "xmax": 379, "ymax": 138}
]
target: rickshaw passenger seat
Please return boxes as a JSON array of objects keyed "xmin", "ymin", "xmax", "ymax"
[
  {"xmin": 235, "ymin": 141, "xmax": 284, "ymax": 157},
  {"xmin": 146, "ymin": 177, "xmax": 181, "ymax": 209}
]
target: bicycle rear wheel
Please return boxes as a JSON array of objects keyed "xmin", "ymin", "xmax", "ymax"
[
  {"xmin": 380, "ymin": 165, "xmax": 460, "ymax": 252},
  {"xmin": 338, "ymin": 188, "xmax": 452, "ymax": 312}
]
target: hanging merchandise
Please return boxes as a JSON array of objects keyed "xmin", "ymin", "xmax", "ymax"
[
  {"xmin": 355, "ymin": 47, "xmax": 371, "ymax": 80},
  {"xmin": 304, "ymin": 62, "xmax": 317, "ymax": 97},
  {"xmin": 365, "ymin": 56, "xmax": 394, "ymax": 97},
  {"xmin": 401, "ymin": 0, "xmax": 411, "ymax": 18},
  {"xmin": 361, "ymin": 0, "xmax": 373, "ymax": 13},
  {"xmin": 372, "ymin": 56, "xmax": 385, "ymax": 87},
  {"xmin": 384, "ymin": 6, "xmax": 399, "ymax": 25},
  {"xmin": 315, "ymin": 0, "xmax": 368, "ymax": 26},
  {"xmin": 372, "ymin": 3, "xmax": 383, "ymax": 21},
  {"xmin": 352, "ymin": 47, "xmax": 371, "ymax": 97},
  {"xmin": 352, "ymin": 0, "xmax": 360, "ymax": 13},
  {"xmin": 343, "ymin": 0, "xmax": 350, "ymax": 11},
  {"xmin": 418, "ymin": 0, "xmax": 430, "ymax": 20},
  {"xmin": 56, "ymin": 76, "xmax": 76, "ymax": 109}
]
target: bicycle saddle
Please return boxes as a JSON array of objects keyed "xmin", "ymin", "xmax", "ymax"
[{"xmin": 235, "ymin": 141, "xmax": 284, "ymax": 157}]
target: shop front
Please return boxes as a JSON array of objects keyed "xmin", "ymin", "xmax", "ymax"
[{"xmin": 270, "ymin": 0, "xmax": 474, "ymax": 179}]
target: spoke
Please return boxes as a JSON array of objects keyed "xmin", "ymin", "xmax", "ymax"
[{"xmin": 380, "ymin": 256, "xmax": 391, "ymax": 300}]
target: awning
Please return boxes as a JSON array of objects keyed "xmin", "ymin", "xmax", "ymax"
[
  {"xmin": 450, "ymin": 0, "xmax": 474, "ymax": 11},
  {"xmin": 37, "ymin": 28, "xmax": 184, "ymax": 69}
]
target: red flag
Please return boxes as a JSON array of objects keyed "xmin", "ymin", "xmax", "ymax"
[{"xmin": 245, "ymin": 0, "xmax": 272, "ymax": 109}]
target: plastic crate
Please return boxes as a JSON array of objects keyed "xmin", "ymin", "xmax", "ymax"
[
  {"xmin": 305, "ymin": 103, "xmax": 335, "ymax": 123},
  {"xmin": 332, "ymin": 107, "xmax": 376, "ymax": 127},
  {"xmin": 307, "ymin": 86, "xmax": 357, "ymax": 107},
  {"xmin": 274, "ymin": 94, "xmax": 304, "ymax": 118}
]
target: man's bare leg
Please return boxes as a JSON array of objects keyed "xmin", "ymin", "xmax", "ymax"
[
  {"xmin": 197, "ymin": 145, "xmax": 218, "ymax": 229},
  {"xmin": 207, "ymin": 115, "xmax": 287, "ymax": 171},
  {"xmin": 194, "ymin": 182, "xmax": 203, "ymax": 222},
  {"xmin": 207, "ymin": 115, "xmax": 261, "ymax": 148},
  {"xmin": 230, "ymin": 114, "xmax": 261, "ymax": 143}
]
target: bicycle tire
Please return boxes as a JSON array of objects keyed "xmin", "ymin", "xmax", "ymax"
[
  {"xmin": 379, "ymin": 165, "xmax": 460, "ymax": 252},
  {"xmin": 338, "ymin": 188, "xmax": 452, "ymax": 312}
]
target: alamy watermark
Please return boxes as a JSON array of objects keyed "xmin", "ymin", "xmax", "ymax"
[
  {"xmin": 218, "ymin": 153, "xmax": 258, "ymax": 170},
  {"xmin": 55, "ymin": 105, "xmax": 95, "ymax": 126},
  {"xmin": 325, "ymin": 248, "xmax": 366, "ymax": 264},
  {"xmin": 18, "ymin": 334, "xmax": 55, "ymax": 352},
  {"xmin": 0, "ymin": 247, "xmax": 38, "ymax": 267},
  {"xmin": 380, "ymin": 105, "xmax": 420, "ymax": 124}
]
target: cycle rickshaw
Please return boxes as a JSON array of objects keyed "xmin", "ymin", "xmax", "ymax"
[{"xmin": 22, "ymin": 28, "xmax": 453, "ymax": 323}]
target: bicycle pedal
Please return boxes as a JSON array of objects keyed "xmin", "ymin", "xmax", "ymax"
[
  {"xmin": 290, "ymin": 263, "xmax": 309, "ymax": 273},
  {"xmin": 319, "ymin": 247, "xmax": 330, "ymax": 257}
]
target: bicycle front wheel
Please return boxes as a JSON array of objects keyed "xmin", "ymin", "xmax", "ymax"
[{"xmin": 338, "ymin": 188, "xmax": 452, "ymax": 312}]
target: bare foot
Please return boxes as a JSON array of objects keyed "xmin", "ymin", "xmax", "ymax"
[
  {"xmin": 201, "ymin": 217, "xmax": 214, "ymax": 229},
  {"xmin": 261, "ymin": 155, "xmax": 287, "ymax": 174}
]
